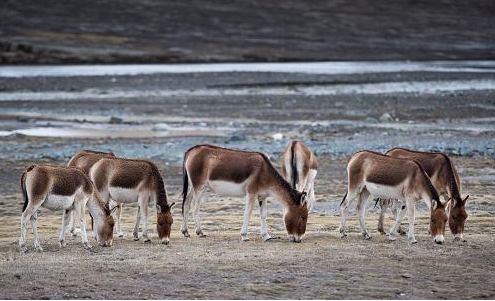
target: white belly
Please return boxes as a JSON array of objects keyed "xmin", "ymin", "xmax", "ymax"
[
  {"xmin": 207, "ymin": 180, "xmax": 247, "ymax": 197},
  {"xmin": 108, "ymin": 187, "xmax": 139, "ymax": 203},
  {"xmin": 365, "ymin": 181, "xmax": 404, "ymax": 200},
  {"xmin": 42, "ymin": 194, "xmax": 76, "ymax": 211}
]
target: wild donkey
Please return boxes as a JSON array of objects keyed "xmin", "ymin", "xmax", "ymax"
[
  {"xmin": 19, "ymin": 165, "xmax": 114, "ymax": 252},
  {"xmin": 281, "ymin": 141, "xmax": 317, "ymax": 212},
  {"xmin": 340, "ymin": 151, "xmax": 448, "ymax": 244},
  {"xmin": 67, "ymin": 150, "xmax": 121, "ymax": 237},
  {"xmin": 181, "ymin": 145, "xmax": 308, "ymax": 242},
  {"xmin": 378, "ymin": 148, "xmax": 469, "ymax": 241},
  {"xmin": 90, "ymin": 158, "xmax": 175, "ymax": 244}
]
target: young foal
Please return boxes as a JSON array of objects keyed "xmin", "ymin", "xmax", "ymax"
[
  {"xmin": 182, "ymin": 145, "xmax": 308, "ymax": 242},
  {"xmin": 281, "ymin": 141, "xmax": 317, "ymax": 212},
  {"xmin": 340, "ymin": 151, "xmax": 447, "ymax": 244},
  {"xmin": 67, "ymin": 150, "xmax": 119, "ymax": 236},
  {"xmin": 378, "ymin": 148, "xmax": 469, "ymax": 241},
  {"xmin": 90, "ymin": 158, "xmax": 174, "ymax": 244},
  {"xmin": 19, "ymin": 165, "xmax": 114, "ymax": 252}
]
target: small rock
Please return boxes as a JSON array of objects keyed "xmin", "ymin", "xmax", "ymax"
[
  {"xmin": 379, "ymin": 112, "xmax": 394, "ymax": 122},
  {"xmin": 109, "ymin": 116, "xmax": 123, "ymax": 124},
  {"xmin": 400, "ymin": 273, "xmax": 412, "ymax": 279},
  {"xmin": 272, "ymin": 133, "xmax": 283, "ymax": 141}
]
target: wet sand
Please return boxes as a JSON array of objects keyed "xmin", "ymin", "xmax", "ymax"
[{"xmin": 0, "ymin": 66, "xmax": 494, "ymax": 299}]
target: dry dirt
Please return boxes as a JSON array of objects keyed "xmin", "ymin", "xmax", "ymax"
[{"xmin": 0, "ymin": 155, "xmax": 494, "ymax": 299}]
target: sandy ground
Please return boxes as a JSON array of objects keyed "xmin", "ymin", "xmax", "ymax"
[{"xmin": 0, "ymin": 68, "xmax": 495, "ymax": 299}]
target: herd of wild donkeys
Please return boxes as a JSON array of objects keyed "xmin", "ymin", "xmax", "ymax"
[{"xmin": 18, "ymin": 141, "xmax": 468, "ymax": 253}]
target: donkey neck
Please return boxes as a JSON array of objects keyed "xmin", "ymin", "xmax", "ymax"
[
  {"xmin": 86, "ymin": 191, "xmax": 108, "ymax": 218},
  {"xmin": 269, "ymin": 185, "xmax": 299, "ymax": 209}
]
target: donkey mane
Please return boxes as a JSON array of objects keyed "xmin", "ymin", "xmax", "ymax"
[
  {"xmin": 438, "ymin": 153, "xmax": 462, "ymax": 203},
  {"xmin": 147, "ymin": 161, "xmax": 168, "ymax": 209},
  {"xmin": 81, "ymin": 149, "xmax": 115, "ymax": 155},
  {"xmin": 412, "ymin": 160, "xmax": 440, "ymax": 204},
  {"xmin": 259, "ymin": 153, "xmax": 301, "ymax": 206}
]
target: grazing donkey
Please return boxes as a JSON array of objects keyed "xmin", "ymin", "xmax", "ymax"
[
  {"xmin": 377, "ymin": 148, "xmax": 469, "ymax": 241},
  {"xmin": 181, "ymin": 145, "xmax": 308, "ymax": 242},
  {"xmin": 19, "ymin": 165, "xmax": 114, "ymax": 252},
  {"xmin": 67, "ymin": 150, "xmax": 120, "ymax": 237},
  {"xmin": 90, "ymin": 158, "xmax": 175, "ymax": 244},
  {"xmin": 340, "ymin": 151, "xmax": 448, "ymax": 244},
  {"xmin": 281, "ymin": 141, "xmax": 317, "ymax": 212}
]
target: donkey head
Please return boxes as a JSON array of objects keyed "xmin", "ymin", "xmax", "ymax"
[
  {"xmin": 430, "ymin": 198, "xmax": 448, "ymax": 244},
  {"xmin": 284, "ymin": 191, "xmax": 308, "ymax": 242},
  {"xmin": 92, "ymin": 196, "xmax": 115, "ymax": 247},
  {"xmin": 447, "ymin": 195, "xmax": 469, "ymax": 242},
  {"xmin": 156, "ymin": 202, "xmax": 175, "ymax": 245}
]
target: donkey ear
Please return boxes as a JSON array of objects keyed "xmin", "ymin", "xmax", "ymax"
[
  {"xmin": 463, "ymin": 195, "xmax": 469, "ymax": 204},
  {"xmin": 432, "ymin": 199, "xmax": 440, "ymax": 210},
  {"xmin": 110, "ymin": 206, "xmax": 119, "ymax": 214},
  {"xmin": 444, "ymin": 197, "xmax": 453, "ymax": 207},
  {"xmin": 300, "ymin": 191, "xmax": 307, "ymax": 206},
  {"xmin": 156, "ymin": 204, "xmax": 162, "ymax": 213},
  {"xmin": 169, "ymin": 202, "xmax": 176, "ymax": 210}
]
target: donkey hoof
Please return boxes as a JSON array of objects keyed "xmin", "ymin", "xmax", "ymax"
[
  {"xmin": 363, "ymin": 233, "xmax": 372, "ymax": 240},
  {"xmin": 196, "ymin": 230, "xmax": 206, "ymax": 237},
  {"xmin": 340, "ymin": 233, "xmax": 347, "ymax": 238},
  {"xmin": 143, "ymin": 238, "xmax": 151, "ymax": 243},
  {"xmin": 398, "ymin": 228, "xmax": 407, "ymax": 236},
  {"xmin": 410, "ymin": 239, "xmax": 418, "ymax": 244},
  {"xmin": 71, "ymin": 232, "xmax": 78, "ymax": 238},
  {"xmin": 378, "ymin": 230, "xmax": 386, "ymax": 235},
  {"xmin": 262, "ymin": 233, "xmax": 273, "ymax": 241},
  {"xmin": 133, "ymin": 237, "xmax": 140, "ymax": 241},
  {"xmin": 35, "ymin": 246, "xmax": 44, "ymax": 252},
  {"xmin": 387, "ymin": 234, "xmax": 396, "ymax": 241},
  {"xmin": 20, "ymin": 245, "xmax": 28, "ymax": 253},
  {"xmin": 59, "ymin": 240, "xmax": 66, "ymax": 248},
  {"xmin": 181, "ymin": 229, "xmax": 190, "ymax": 238},
  {"xmin": 117, "ymin": 233, "xmax": 124, "ymax": 238},
  {"xmin": 240, "ymin": 234, "xmax": 249, "ymax": 242},
  {"xmin": 84, "ymin": 243, "xmax": 93, "ymax": 250}
]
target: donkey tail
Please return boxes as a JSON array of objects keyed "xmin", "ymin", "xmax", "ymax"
[
  {"xmin": 20, "ymin": 166, "xmax": 35, "ymax": 213},
  {"xmin": 340, "ymin": 191, "xmax": 348, "ymax": 207},
  {"xmin": 290, "ymin": 141, "xmax": 298, "ymax": 189},
  {"xmin": 181, "ymin": 158, "xmax": 189, "ymax": 217}
]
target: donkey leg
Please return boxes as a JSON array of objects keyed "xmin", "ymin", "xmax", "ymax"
[
  {"xmin": 19, "ymin": 199, "xmax": 42, "ymax": 253},
  {"xmin": 306, "ymin": 170, "xmax": 317, "ymax": 213},
  {"xmin": 240, "ymin": 194, "xmax": 255, "ymax": 241},
  {"xmin": 58, "ymin": 210, "xmax": 71, "ymax": 248},
  {"xmin": 68, "ymin": 210, "xmax": 78, "ymax": 237},
  {"xmin": 339, "ymin": 191, "xmax": 358, "ymax": 238},
  {"xmin": 357, "ymin": 190, "xmax": 372, "ymax": 240},
  {"xmin": 258, "ymin": 196, "xmax": 272, "ymax": 241},
  {"xmin": 75, "ymin": 201, "xmax": 92, "ymax": 250},
  {"xmin": 116, "ymin": 202, "xmax": 124, "ymax": 237},
  {"xmin": 393, "ymin": 200, "xmax": 407, "ymax": 235},
  {"xmin": 193, "ymin": 190, "xmax": 206, "ymax": 237},
  {"xmin": 377, "ymin": 199, "xmax": 389, "ymax": 235},
  {"xmin": 139, "ymin": 196, "xmax": 151, "ymax": 243},
  {"xmin": 31, "ymin": 211, "xmax": 42, "ymax": 252},
  {"xmin": 406, "ymin": 199, "xmax": 417, "ymax": 244},
  {"xmin": 180, "ymin": 190, "xmax": 193, "ymax": 237},
  {"xmin": 387, "ymin": 199, "xmax": 407, "ymax": 241},
  {"xmin": 133, "ymin": 205, "xmax": 141, "ymax": 241}
]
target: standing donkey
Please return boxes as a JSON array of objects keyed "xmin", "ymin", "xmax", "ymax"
[
  {"xmin": 340, "ymin": 150, "xmax": 448, "ymax": 244},
  {"xmin": 377, "ymin": 148, "xmax": 469, "ymax": 241},
  {"xmin": 181, "ymin": 145, "xmax": 308, "ymax": 242},
  {"xmin": 281, "ymin": 141, "xmax": 317, "ymax": 212},
  {"xmin": 67, "ymin": 150, "xmax": 120, "ymax": 237},
  {"xmin": 90, "ymin": 157, "xmax": 175, "ymax": 244},
  {"xmin": 19, "ymin": 165, "xmax": 114, "ymax": 252}
]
